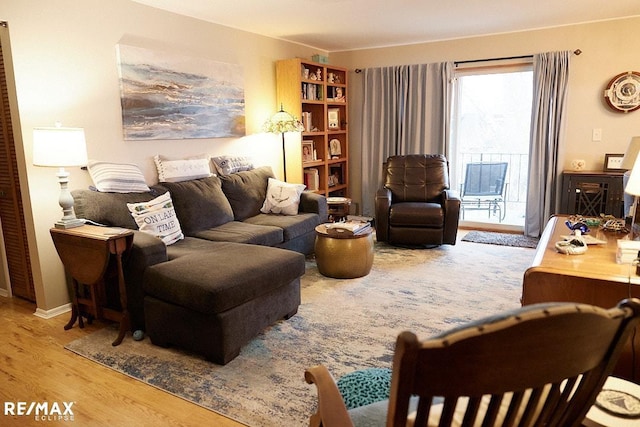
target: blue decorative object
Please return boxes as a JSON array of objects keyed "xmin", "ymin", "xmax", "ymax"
[
  {"xmin": 565, "ymin": 220, "xmax": 590, "ymax": 234},
  {"xmin": 133, "ymin": 330, "xmax": 145, "ymax": 341},
  {"xmin": 336, "ymin": 368, "xmax": 392, "ymax": 409}
]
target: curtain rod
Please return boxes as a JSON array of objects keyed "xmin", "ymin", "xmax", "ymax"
[{"xmin": 354, "ymin": 49, "xmax": 582, "ymax": 73}]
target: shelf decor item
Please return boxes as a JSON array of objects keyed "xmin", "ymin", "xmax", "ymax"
[
  {"xmin": 603, "ymin": 71, "xmax": 640, "ymax": 113},
  {"xmin": 263, "ymin": 104, "xmax": 304, "ymax": 182},
  {"xmin": 328, "ymin": 108, "xmax": 340, "ymax": 129},
  {"xmin": 604, "ymin": 153, "xmax": 625, "ymax": 172}
]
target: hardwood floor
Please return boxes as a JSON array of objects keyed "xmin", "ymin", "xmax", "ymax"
[{"xmin": 0, "ymin": 296, "xmax": 245, "ymax": 426}]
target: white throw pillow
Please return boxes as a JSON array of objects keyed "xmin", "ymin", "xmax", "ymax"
[
  {"xmin": 260, "ymin": 178, "xmax": 306, "ymax": 215},
  {"xmin": 127, "ymin": 192, "xmax": 184, "ymax": 245},
  {"xmin": 154, "ymin": 154, "xmax": 212, "ymax": 183},
  {"xmin": 87, "ymin": 160, "xmax": 150, "ymax": 193}
]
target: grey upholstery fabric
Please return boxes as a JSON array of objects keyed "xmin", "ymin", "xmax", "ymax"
[
  {"xmin": 144, "ymin": 242, "xmax": 305, "ymax": 314},
  {"xmin": 72, "ymin": 188, "xmax": 161, "ymax": 229},
  {"xmin": 123, "ymin": 230, "xmax": 168, "ymax": 330},
  {"xmin": 157, "ymin": 175, "xmax": 234, "ymax": 234},
  {"xmin": 244, "ymin": 212, "xmax": 320, "ymax": 241},
  {"xmin": 71, "ymin": 168, "xmax": 322, "ymax": 364},
  {"xmin": 144, "ymin": 278, "xmax": 300, "ymax": 365},
  {"xmin": 220, "ymin": 166, "xmax": 274, "ymax": 220},
  {"xmin": 192, "ymin": 221, "xmax": 283, "ymax": 246}
]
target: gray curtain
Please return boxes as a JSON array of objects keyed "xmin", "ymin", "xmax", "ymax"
[
  {"xmin": 360, "ymin": 62, "xmax": 453, "ymax": 217},
  {"xmin": 525, "ymin": 51, "xmax": 571, "ymax": 237}
]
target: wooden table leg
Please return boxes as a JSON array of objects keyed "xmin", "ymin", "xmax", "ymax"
[
  {"xmin": 112, "ymin": 251, "xmax": 130, "ymax": 347},
  {"xmin": 64, "ymin": 278, "xmax": 82, "ymax": 330}
]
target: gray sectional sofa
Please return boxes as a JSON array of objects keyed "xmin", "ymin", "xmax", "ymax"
[{"xmin": 72, "ymin": 166, "xmax": 327, "ymax": 364}]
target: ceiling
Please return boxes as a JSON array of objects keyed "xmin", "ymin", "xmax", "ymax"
[{"xmin": 132, "ymin": 0, "xmax": 640, "ymax": 52}]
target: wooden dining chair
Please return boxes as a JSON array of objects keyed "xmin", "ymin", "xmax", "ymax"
[{"xmin": 305, "ymin": 298, "xmax": 640, "ymax": 427}]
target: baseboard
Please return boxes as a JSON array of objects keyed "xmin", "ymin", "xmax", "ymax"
[
  {"xmin": 0, "ymin": 288, "xmax": 9, "ymax": 298},
  {"xmin": 34, "ymin": 303, "xmax": 72, "ymax": 320}
]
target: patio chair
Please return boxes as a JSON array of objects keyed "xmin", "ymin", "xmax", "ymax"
[
  {"xmin": 304, "ymin": 298, "xmax": 640, "ymax": 427},
  {"xmin": 460, "ymin": 162, "xmax": 508, "ymax": 222}
]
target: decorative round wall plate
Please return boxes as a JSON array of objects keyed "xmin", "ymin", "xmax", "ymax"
[
  {"xmin": 595, "ymin": 389, "xmax": 640, "ymax": 418},
  {"xmin": 604, "ymin": 71, "xmax": 640, "ymax": 113}
]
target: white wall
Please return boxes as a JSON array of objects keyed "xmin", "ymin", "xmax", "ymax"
[
  {"xmin": 333, "ymin": 17, "xmax": 640, "ymax": 216},
  {"xmin": 1, "ymin": 0, "xmax": 324, "ymax": 312}
]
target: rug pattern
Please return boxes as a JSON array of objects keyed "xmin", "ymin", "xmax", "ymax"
[
  {"xmin": 65, "ymin": 239, "xmax": 535, "ymax": 426},
  {"xmin": 461, "ymin": 230, "xmax": 539, "ymax": 248}
]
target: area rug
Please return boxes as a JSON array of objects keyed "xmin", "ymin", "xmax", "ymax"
[
  {"xmin": 462, "ymin": 230, "xmax": 539, "ymax": 248},
  {"xmin": 65, "ymin": 238, "xmax": 535, "ymax": 426}
]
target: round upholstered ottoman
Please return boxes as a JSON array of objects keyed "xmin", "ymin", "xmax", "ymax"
[{"xmin": 314, "ymin": 224, "xmax": 374, "ymax": 278}]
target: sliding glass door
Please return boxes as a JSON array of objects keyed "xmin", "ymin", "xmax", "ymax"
[{"xmin": 450, "ymin": 63, "xmax": 533, "ymax": 229}]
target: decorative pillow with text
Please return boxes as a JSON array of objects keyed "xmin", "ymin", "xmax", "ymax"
[
  {"xmin": 154, "ymin": 154, "xmax": 212, "ymax": 183},
  {"xmin": 127, "ymin": 192, "xmax": 184, "ymax": 245}
]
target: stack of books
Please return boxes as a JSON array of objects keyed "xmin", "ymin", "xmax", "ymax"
[
  {"xmin": 616, "ymin": 240, "xmax": 640, "ymax": 264},
  {"xmin": 325, "ymin": 220, "xmax": 372, "ymax": 236}
]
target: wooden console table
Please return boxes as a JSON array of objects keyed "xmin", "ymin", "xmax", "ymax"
[
  {"xmin": 523, "ymin": 215, "xmax": 640, "ymax": 382},
  {"xmin": 50, "ymin": 225, "xmax": 133, "ymax": 346}
]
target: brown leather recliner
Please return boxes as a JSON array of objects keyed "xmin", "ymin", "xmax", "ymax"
[{"xmin": 375, "ymin": 154, "xmax": 461, "ymax": 246}]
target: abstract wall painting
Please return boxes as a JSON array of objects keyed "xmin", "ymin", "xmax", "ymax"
[{"xmin": 116, "ymin": 44, "xmax": 245, "ymax": 140}]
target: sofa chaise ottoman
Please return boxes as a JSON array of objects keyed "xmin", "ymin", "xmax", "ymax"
[{"xmin": 143, "ymin": 239, "xmax": 304, "ymax": 364}]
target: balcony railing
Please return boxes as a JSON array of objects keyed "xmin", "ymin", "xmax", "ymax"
[{"xmin": 454, "ymin": 153, "xmax": 529, "ymax": 226}]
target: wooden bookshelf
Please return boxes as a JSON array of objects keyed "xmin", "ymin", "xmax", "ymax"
[{"xmin": 276, "ymin": 58, "xmax": 349, "ymax": 197}]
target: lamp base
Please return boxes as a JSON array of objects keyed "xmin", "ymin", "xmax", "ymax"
[{"xmin": 54, "ymin": 218, "xmax": 85, "ymax": 229}]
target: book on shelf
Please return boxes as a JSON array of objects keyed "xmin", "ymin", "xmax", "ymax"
[
  {"xmin": 301, "ymin": 112, "xmax": 312, "ymax": 132},
  {"xmin": 301, "ymin": 83, "xmax": 321, "ymax": 101},
  {"xmin": 304, "ymin": 168, "xmax": 319, "ymax": 191}
]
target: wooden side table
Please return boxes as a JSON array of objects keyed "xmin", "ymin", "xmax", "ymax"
[
  {"xmin": 50, "ymin": 225, "xmax": 134, "ymax": 346},
  {"xmin": 326, "ymin": 197, "xmax": 351, "ymax": 222}
]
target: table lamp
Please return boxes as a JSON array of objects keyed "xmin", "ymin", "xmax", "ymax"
[
  {"xmin": 620, "ymin": 136, "xmax": 640, "ymax": 218},
  {"xmin": 33, "ymin": 125, "xmax": 88, "ymax": 229},
  {"xmin": 624, "ymin": 151, "xmax": 640, "ymax": 239},
  {"xmin": 263, "ymin": 105, "xmax": 303, "ymax": 181}
]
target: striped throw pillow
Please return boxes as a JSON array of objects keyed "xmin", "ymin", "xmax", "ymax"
[{"xmin": 87, "ymin": 160, "xmax": 150, "ymax": 193}]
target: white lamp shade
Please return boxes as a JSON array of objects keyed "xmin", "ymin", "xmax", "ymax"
[
  {"xmin": 625, "ymin": 155, "xmax": 640, "ymax": 196},
  {"xmin": 621, "ymin": 136, "xmax": 640, "ymax": 170},
  {"xmin": 33, "ymin": 127, "xmax": 88, "ymax": 167}
]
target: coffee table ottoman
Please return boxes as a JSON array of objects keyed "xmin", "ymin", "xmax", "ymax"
[{"xmin": 314, "ymin": 224, "xmax": 374, "ymax": 279}]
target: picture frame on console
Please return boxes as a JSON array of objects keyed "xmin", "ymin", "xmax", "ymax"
[{"xmin": 604, "ymin": 153, "xmax": 625, "ymax": 172}]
